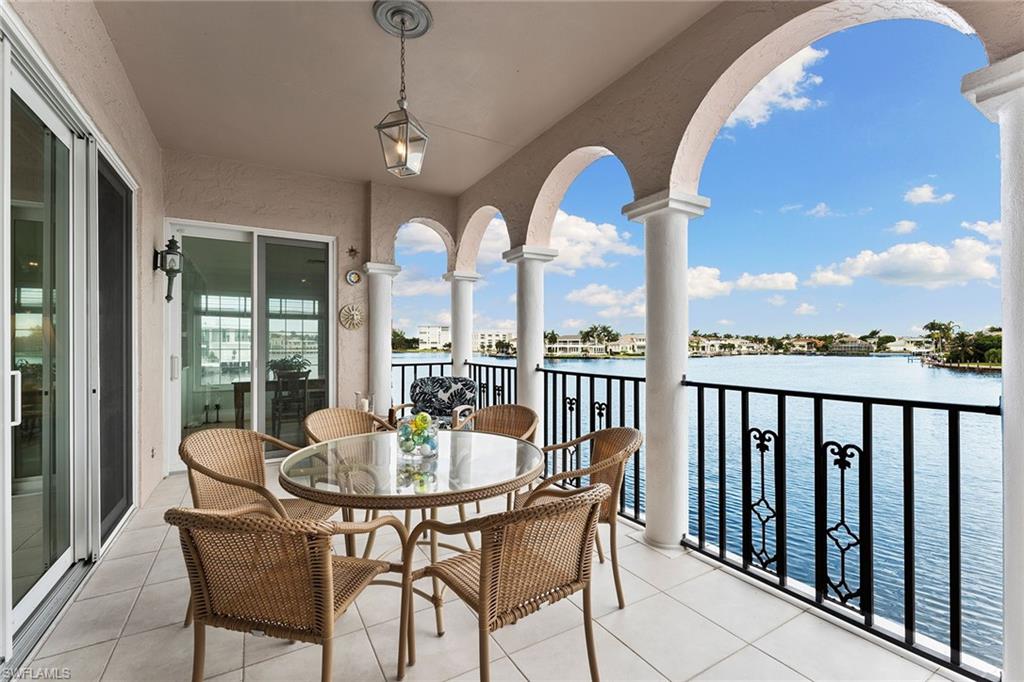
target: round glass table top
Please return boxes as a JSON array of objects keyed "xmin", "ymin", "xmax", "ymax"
[{"xmin": 278, "ymin": 430, "xmax": 544, "ymax": 510}]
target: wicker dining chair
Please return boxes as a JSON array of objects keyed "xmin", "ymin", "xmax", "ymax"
[
  {"xmin": 397, "ymin": 484, "xmax": 612, "ymax": 682},
  {"xmin": 303, "ymin": 407, "xmax": 395, "ymax": 444},
  {"xmin": 165, "ymin": 506, "xmax": 406, "ymax": 682},
  {"xmin": 518, "ymin": 427, "xmax": 643, "ymax": 610},
  {"xmin": 452, "ymin": 404, "xmax": 539, "ymax": 539},
  {"xmin": 178, "ymin": 428, "xmax": 339, "ymax": 523}
]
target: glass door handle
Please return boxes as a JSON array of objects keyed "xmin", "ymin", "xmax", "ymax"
[
  {"xmin": 170, "ymin": 354, "xmax": 180, "ymax": 381},
  {"xmin": 10, "ymin": 370, "xmax": 22, "ymax": 427}
]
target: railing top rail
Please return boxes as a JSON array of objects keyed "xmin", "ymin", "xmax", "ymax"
[
  {"xmin": 683, "ymin": 377, "xmax": 1000, "ymax": 415},
  {"xmin": 538, "ymin": 365, "xmax": 647, "ymax": 382},
  {"xmin": 392, "ymin": 360, "xmax": 453, "ymax": 367}
]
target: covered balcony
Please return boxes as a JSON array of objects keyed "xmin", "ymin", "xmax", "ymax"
[{"xmin": 1, "ymin": 0, "xmax": 1022, "ymax": 681}]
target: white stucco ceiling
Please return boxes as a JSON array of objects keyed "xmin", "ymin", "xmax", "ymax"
[{"xmin": 95, "ymin": 1, "xmax": 717, "ymax": 195}]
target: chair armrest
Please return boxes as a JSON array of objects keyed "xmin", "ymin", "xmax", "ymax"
[
  {"xmin": 389, "ymin": 403, "xmax": 414, "ymax": 426},
  {"xmin": 520, "ymin": 486, "xmax": 593, "ymax": 508},
  {"xmin": 370, "ymin": 414, "xmax": 396, "ymax": 432},
  {"xmin": 541, "ymin": 432, "xmax": 596, "ymax": 454},
  {"xmin": 329, "ymin": 514, "xmax": 408, "ymax": 553},
  {"xmin": 183, "ymin": 458, "xmax": 290, "ymax": 519},
  {"xmin": 257, "ymin": 433, "xmax": 300, "ymax": 453},
  {"xmin": 533, "ymin": 455, "xmax": 623, "ymax": 492},
  {"xmin": 451, "ymin": 405, "xmax": 475, "ymax": 430}
]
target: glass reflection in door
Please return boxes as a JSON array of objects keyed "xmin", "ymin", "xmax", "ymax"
[
  {"xmin": 179, "ymin": 236, "xmax": 253, "ymax": 441},
  {"xmin": 260, "ymin": 239, "xmax": 329, "ymax": 449},
  {"xmin": 9, "ymin": 92, "xmax": 72, "ymax": 607}
]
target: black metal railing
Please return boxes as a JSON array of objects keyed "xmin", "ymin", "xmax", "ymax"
[
  {"xmin": 391, "ymin": 361, "xmax": 452, "ymax": 404},
  {"xmin": 466, "ymin": 361, "xmax": 517, "ymax": 406},
  {"xmin": 541, "ymin": 366, "xmax": 646, "ymax": 525},
  {"xmin": 683, "ymin": 377, "xmax": 1002, "ymax": 680}
]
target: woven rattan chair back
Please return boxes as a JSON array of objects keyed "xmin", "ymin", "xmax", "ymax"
[
  {"xmin": 477, "ymin": 483, "xmax": 609, "ymax": 631},
  {"xmin": 303, "ymin": 407, "xmax": 394, "ymax": 444},
  {"xmin": 179, "ymin": 428, "xmax": 270, "ymax": 512},
  {"xmin": 165, "ymin": 507, "xmax": 333, "ymax": 640},
  {"xmin": 455, "ymin": 404, "xmax": 538, "ymax": 440},
  {"xmin": 582, "ymin": 427, "xmax": 642, "ymax": 521}
]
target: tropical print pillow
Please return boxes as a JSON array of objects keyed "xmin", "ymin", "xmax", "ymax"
[{"xmin": 410, "ymin": 376, "xmax": 478, "ymax": 424}]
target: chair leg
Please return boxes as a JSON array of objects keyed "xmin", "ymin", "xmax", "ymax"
[
  {"xmin": 341, "ymin": 508, "xmax": 356, "ymax": 557},
  {"xmin": 479, "ymin": 620, "xmax": 491, "ymax": 682},
  {"xmin": 430, "ymin": 508, "xmax": 445, "ymax": 636},
  {"xmin": 582, "ymin": 584, "xmax": 600, "ymax": 682},
  {"xmin": 457, "ymin": 504, "xmax": 477, "ymax": 550},
  {"xmin": 183, "ymin": 596, "xmax": 193, "ymax": 627},
  {"xmin": 362, "ymin": 509, "xmax": 380, "ymax": 559},
  {"xmin": 191, "ymin": 623, "xmax": 205, "ymax": 682},
  {"xmin": 320, "ymin": 637, "xmax": 332, "ymax": 682},
  {"xmin": 594, "ymin": 529, "xmax": 606, "ymax": 564},
  {"xmin": 609, "ymin": 520, "xmax": 626, "ymax": 610},
  {"xmin": 398, "ymin": 574, "xmax": 412, "ymax": 680}
]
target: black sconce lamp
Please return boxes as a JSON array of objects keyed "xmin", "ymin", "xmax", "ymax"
[{"xmin": 153, "ymin": 236, "xmax": 183, "ymax": 302}]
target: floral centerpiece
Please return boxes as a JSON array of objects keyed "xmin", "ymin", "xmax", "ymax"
[{"xmin": 397, "ymin": 412, "xmax": 438, "ymax": 458}]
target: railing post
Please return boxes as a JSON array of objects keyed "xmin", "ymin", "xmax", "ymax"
[
  {"xmin": 624, "ymin": 189, "xmax": 709, "ymax": 548},
  {"xmin": 963, "ymin": 52, "xmax": 1024, "ymax": 680}
]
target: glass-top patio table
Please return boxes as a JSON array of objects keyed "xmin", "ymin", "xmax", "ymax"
[{"xmin": 279, "ymin": 430, "xmax": 545, "ymax": 632}]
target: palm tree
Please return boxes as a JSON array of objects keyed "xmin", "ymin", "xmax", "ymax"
[
  {"xmin": 544, "ymin": 330, "xmax": 559, "ymax": 345},
  {"xmin": 948, "ymin": 331, "xmax": 977, "ymax": 364},
  {"xmin": 580, "ymin": 324, "xmax": 620, "ymax": 354}
]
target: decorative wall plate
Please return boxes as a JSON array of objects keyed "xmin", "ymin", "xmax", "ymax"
[
  {"xmin": 338, "ymin": 304, "xmax": 364, "ymax": 330},
  {"xmin": 345, "ymin": 270, "xmax": 363, "ymax": 286}
]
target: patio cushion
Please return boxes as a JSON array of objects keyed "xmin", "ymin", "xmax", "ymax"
[{"xmin": 409, "ymin": 376, "xmax": 477, "ymax": 422}]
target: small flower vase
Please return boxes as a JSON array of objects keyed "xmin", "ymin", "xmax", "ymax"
[{"xmin": 397, "ymin": 412, "xmax": 439, "ymax": 459}]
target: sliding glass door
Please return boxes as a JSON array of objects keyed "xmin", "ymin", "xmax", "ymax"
[
  {"xmin": 171, "ymin": 226, "xmax": 332, "ymax": 463},
  {"xmin": 8, "ymin": 86, "xmax": 73, "ymax": 622}
]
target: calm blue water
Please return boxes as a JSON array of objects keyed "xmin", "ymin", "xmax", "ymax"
[{"xmin": 393, "ymin": 353, "xmax": 1003, "ymax": 666}]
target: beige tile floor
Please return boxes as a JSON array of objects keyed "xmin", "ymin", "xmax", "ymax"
[{"xmin": 24, "ymin": 469, "xmax": 961, "ymax": 681}]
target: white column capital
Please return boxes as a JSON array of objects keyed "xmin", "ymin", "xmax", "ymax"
[
  {"xmin": 622, "ymin": 189, "xmax": 710, "ymax": 222},
  {"xmin": 442, "ymin": 270, "xmax": 482, "ymax": 283},
  {"xmin": 502, "ymin": 245, "xmax": 558, "ymax": 264},
  {"xmin": 363, "ymin": 262, "xmax": 401, "ymax": 277},
  {"xmin": 962, "ymin": 51, "xmax": 1024, "ymax": 121}
]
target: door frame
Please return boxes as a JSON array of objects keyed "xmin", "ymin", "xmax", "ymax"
[
  {"xmin": 0, "ymin": 5, "xmax": 141, "ymax": 661},
  {"xmin": 163, "ymin": 218, "xmax": 337, "ymax": 475}
]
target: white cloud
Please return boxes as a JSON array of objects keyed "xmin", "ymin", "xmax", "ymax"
[
  {"xmin": 477, "ymin": 216, "xmax": 511, "ymax": 266},
  {"xmin": 808, "ymin": 238, "xmax": 997, "ymax": 289},
  {"xmin": 717, "ymin": 319, "xmax": 735, "ymax": 326},
  {"xmin": 473, "ymin": 313, "xmax": 514, "ymax": 332},
  {"xmin": 806, "ymin": 267, "xmax": 854, "ymax": 287},
  {"xmin": 961, "ymin": 219, "xmax": 1002, "ymax": 242},
  {"xmin": 735, "ymin": 271, "xmax": 798, "ymax": 291},
  {"xmin": 549, "ymin": 210, "xmax": 641, "ymax": 275},
  {"xmin": 566, "ymin": 283, "xmax": 646, "ymax": 319},
  {"xmin": 562, "ymin": 318, "xmax": 586, "ymax": 330},
  {"xmin": 393, "ymin": 269, "xmax": 447, "ymax": 297},
  {"xmin": 794, "ymin": 303, "xmax": 818, "ymax": 316},
  {"xmin": 904, "ymin": 184, "xmax": 954, "ymax": 205},
  {"xmin": 766, "ymin": 295, "xmax": 787, "ymax": 307},
  {"xmin": 688, "ymin": 266, "xmax": 734, "ymax": 299},
  {"xmin": 890, "ymin": 220, "xmax": 918, "ymax": 235},
  {"xmin": 806, "ymin": 202, "xmax": 834, "ymax": 218},
  {"xmin": 779, "ymin": 203, "xmax": 803, "ymax": 213},
  {"xmin": 434, "ymin": 310, "xmax": 452, "ymax": 325},
  {"xmin": 726, "ymin": 46, "xmax": 828, "ymax": 128},
  {"xmin": 395, "ymin": 222, "xmax": 447, "ymax": 254},
  {"xmin": 507, "ymin": 292, "xmax": 517, "ymax": 304}
]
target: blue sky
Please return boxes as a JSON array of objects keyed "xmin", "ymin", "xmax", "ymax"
[{"xmin": 394, "ymin": 19, "xmax": 1000, "ymax": 338}]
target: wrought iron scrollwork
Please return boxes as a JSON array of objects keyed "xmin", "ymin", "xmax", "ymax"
[
  {"xmin": 822, "ymin": 441, "xmax": 862, "ymax": 606},
  {"xmin": 747, "ymin": 427, "xmax": 779, "ymax": 572},
  {"xmin": 593, "ymin": 401, "xmax": 608, "ymax": 430}
]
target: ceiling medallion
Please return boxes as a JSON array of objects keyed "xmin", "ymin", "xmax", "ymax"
[{"xmin": 338, "ymin": 304, "xmax": 365, "ymax": 330}]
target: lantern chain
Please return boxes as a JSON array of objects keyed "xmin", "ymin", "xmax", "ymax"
[{"xmin": 399, "ymin": 16, "xmax": 407, "ymax": 105}]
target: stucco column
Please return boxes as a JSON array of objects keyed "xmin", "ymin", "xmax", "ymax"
[
  {"xmin": 503, "ymin": 246, "xmax": 558, "ymax": 438},
  {"xmin": 964, "ymin": 52, "xmax": 1024, "ymax": 681},
  {"xmin": 364, "ymin": 262, "xmax": 401, "ymax": 416},
  {"xmin": 623, "ymin": 190, "xmax": 710, "ymax": 549},
  {"xmin": 443, "ymin": 271, "xmax": 481, "ymax": 377}
]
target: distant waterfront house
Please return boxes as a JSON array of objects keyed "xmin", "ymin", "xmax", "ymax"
[
  {"xmin": 417, "ymin": 324, "xmax": 451, "ymax": 350},
  {"xmin": 788, "ymin": 337, "xmax": 825, "ymax": 354},
  {"xmin": 546, "ymin": 334, "xmax": 606, "ymax": 355},
  {"xmin": 830, "ymin": 335, "xmax": 875, "ymax": 355},
  {"xmin": 690, "ymin": 335, "xmax": 765, "ymax": 357},
  {"xmin": 884, "ymin": 336, "xmax": 936, "ymax": 354},
  {"xmin": 608, "ymin": 333, "xmax": 646, "ymax": 354}
]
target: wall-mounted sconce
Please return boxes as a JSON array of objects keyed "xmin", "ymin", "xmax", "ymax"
[{"xmin": 153, "ymin": 236, "xmax": 183, "ymax": 302}]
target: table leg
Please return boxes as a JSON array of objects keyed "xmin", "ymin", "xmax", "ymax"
[
  {"xmin": 342, "ymin": 507, "xmax": 356, "ymax": 556},
  {"xmin": 430, "ymin": 507, "xmax": 445, "ymax": 636}
]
